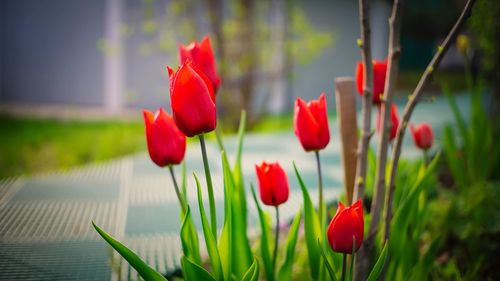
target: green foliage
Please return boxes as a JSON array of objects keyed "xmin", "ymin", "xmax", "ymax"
[
  {"xmin": 92, "ymin": 222, "xmax": 168, "ymax": 281},
  {"xmin": 194, "ymin": 174, "xmax": 224, "ymax": 281},
  {"xmin": 241, "ymin": 258, "xmax": 260, "ymax": 281},
  {"xmin": 385, "ymin": 155, "xmax": 441, "ymax": 281},
  {"xmin": 216, "ymin": 111, "xmax": 254, "ymax": 279},
  {"xmin": 287, "ymin": 6, "xmax": 334, "ymax": 65},
  {"xmin": 442, "ymin": 80, "xmax": 500, "ymax": 187},
  {"xmin": 278, "ymin": 208, "xmax": 302, "ymax": 281},
  {"xmin": 294, "ymin": 162, "xmax": 322, "ymax": 280},
  {"xmin": 318, "ymin": 240, "xmax": 338, "ymax": 281},
  {"xmin": 181, "ymin": 256, "xmax": 217, "ymax": 281},
  {"xmin": 468, "ymin": 0, "xmax": 499, "ymax": 72},
  {"xmin": 0, "ymin": 116, "xmax": 144, "ymax": 179},
  {"xmin": 180, "ymin": 207, "xmax": 202, "ymax": 265},
  {"xmin": 366, "ymin": 242, "xmax": 388, "ymax": 281}
]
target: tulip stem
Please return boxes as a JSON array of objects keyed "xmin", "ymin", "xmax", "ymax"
[
  {"xmin": 341, "ymin": 253, "xmax": 347, "ymax": 281},
  {"xmin": 199, "ymin": 134, "xmax": 217, "ymax": 240},
  {"xmin": 315, "ymin": 151, "xmax": 324, "ymax": 227},
  {"xmin": 423, "ymin": 150, "xmax": 429, "ymax": 166},
  {"xmin": 168, "ymin": 166, "xmax": 187, "ymax": 214},
  {"xmin": 273, "ymin": 206, "xmax": 280, "ymax": 272}
]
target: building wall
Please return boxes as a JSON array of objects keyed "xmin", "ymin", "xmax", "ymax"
[
  {"xmin": 0, "ymin": 0, "xmax": 105, "ymax": 106},
  {"xmin": 0, "ymin": 0, "xmax": 389, "ymax": 113}
]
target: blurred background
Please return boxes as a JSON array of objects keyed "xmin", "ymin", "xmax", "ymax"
[{"xmin": 0, "ymin": 0, "xmax": 498, "ymax": 178}]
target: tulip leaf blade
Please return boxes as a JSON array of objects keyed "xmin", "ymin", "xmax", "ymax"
[
  {"xmin": 219, "ymin": 151, "xmax": 234, "ymax": 281},
  {"xmin": 366, "ymin": 242, "xmax": 388, "ymax": 281},
  {"xmin": 251, "ymin": 184, "xmax": 275, "ymax": 281},
  {"xmin": 294, "ymin": 162, "xmax": 321, "ymax": 280},
  {"xmin": 181, "ymin": 256, "xmax": 217, "ymax": 281},
  {"xmin": 214, "ymin": 112, "xmax": 253, "ymax": 279},
  {"xmin": 92, "ymin": 221, "xmax": 167, "ymax": 281},
  {"xmin": 278, "ymin": 208, "xmax": 302, "ymax": 281},
  {"xmin": 317, "ymin": 239, "xmax": 338, "ymax": 281},
  {"xmin": 230, "ymin": 111, "xmax": 253, "ymax": 278},
  {"xmin": 194, "ymin": 174, "xmax": 224, "ymax": 281},
  {"xmin": 241, "ymin": 258, "xmax": 260, "ymax": 281},
  {"xmin": 180, "ymin": 206, "xmax": 202, "ymax": 265}
]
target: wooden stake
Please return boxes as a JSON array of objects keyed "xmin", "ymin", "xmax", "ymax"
[{"xmin": 335, "ymin": 77, "xmax": 358, "ymax": 205}]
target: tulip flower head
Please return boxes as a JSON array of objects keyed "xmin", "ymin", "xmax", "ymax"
[
  {"xmin": 143, "ymin": 108, "xmax": 186, "ymax": 167},
  {"xmin": 168, "ymin": 62, "xmax": 216, "ymax": 137},
  {"xmin": 179, "ymin": 36, "xmax": 221, "ymax": 93},
  {"xmin": 376, "ymin": 103, "xmax": 399, "ymax": 142},
  {"xmin": 410, "ymin": 123, "xmax": 434, "ymax": 150},
  {"xmin": 356, "ymin": 59, "xmax": 388, "ymax": 105},
  {"xmin": 255, "ymin": 161, "xmax": 290, "ymax": 207},
  {"xmin": 327, "ymin": 200, "xmax": 364, "ymax": 254},
  {"xmin": 294, "ymin": 93, "xmax": 330, "ymax": 152}
]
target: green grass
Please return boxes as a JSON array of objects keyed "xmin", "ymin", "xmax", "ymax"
[
  {"xmin": 0, "ymin": 115, "xmax": 145, "ymax": 179},
  {"xmin": 0, "ymin": 112, "xmax": 329, "ymax": 179}
]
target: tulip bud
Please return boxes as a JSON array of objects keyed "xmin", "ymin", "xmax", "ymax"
[
  {"xmin": 255, "ymin": 162, "xmax": 290, "ymax": 207},
  {"xmin": 143, "ymin": 108, "xmax": 186, "ymax": 167},
  {"xmin": 410, "ymin": 123, "xmax": 434, "ymax": 150},
  {"xmin": 456, "ymin": 34, "xmax": 470, "ymax": 58},
  {"xmin": 294, "ymin": 93, "xmax": 330, "ymax": 152},
  {"xmin": 376, "ymin": 103, "xmax": 399, "ymax": 141},
  {"xmin": 356, "ymin": 59, "xmax": 388, "ymax": 105},
  {"xmin": 168, "ymin": 62, "xmax": 216, "ymax": 137},
  {"xmin": 327, "ymin": 200, "xmax": 364, "ymax": 254},
  {"xmin": 179, "ymin": 36, "xmax": 221, "ymax": 93}
]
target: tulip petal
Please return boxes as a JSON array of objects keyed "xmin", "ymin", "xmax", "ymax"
[{"xmin": 170, "ymin": 63, "xmax": 216, "ymax": 137}]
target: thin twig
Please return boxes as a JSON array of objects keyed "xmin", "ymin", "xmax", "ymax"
[
  {"xmin": 384, "ymin": 0, "xmax": 477, "ymax": 241},
  {"xmin": 354, "ymin": 0, "xmax": 373, "ymax": 203},
  {"xmin": 354, "ymin": 0, "xmax": 373, "ymax": 279},
  {"xmin": 369, "ymin": 0, "xmax": 404, "ymax": 244}
]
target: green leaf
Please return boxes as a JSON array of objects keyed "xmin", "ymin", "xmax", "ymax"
[
  {"xmin": 181, "ymin": 256, "xmax": 217, "ymax": 281},
  {"xmin": 443, "ymin": 84, "xmax": 467, "ymax": 140},
  {"xmin": 194, "ymin": 174, "xmax": 224, "ymax": 281},
  {"xmin": 294, "ymin": 162, "xmax": 321, "ymax": 280},
  {"xmin": 219, "ymin": 151, "xmax": 233, "ymax": 281},
  {"xmin": 251, "ymin": 184, "xmax": 275, "ymax": 281},
  {"xmin": 278, "ymin": 208, "xmax": 302, "ymax": 281},
  {"xmin": 241, "ymin": 258, "xmax": 260, "ymax": 281},
  {"xmin": 215, "ymin": 111, "xmax": 253, "ymax": 279},
  {"xmin": 233, "ymin": 110, "xmax": 246, "ymax": 188},
  {"xmin": 390, "ymin": 155, "xmax": 440, "ymax": 272},
  {"xmin": 92, "ymin": 222, "xmax": 167, "ymax": 281},
  {"xmin": 317, "ymin": 240, "xmax": 338, "ymax": 281},
  {"xmin": 180, "ymin": 207, "xmax": 202, "ymax": 265},
  {"xmin": 366, "ymin": 242, "xmax": 389, "ymax": 281}
]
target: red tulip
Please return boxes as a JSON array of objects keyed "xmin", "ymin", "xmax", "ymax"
[
  {"xmin": 255, "ymin": 161, "xmax": 290, "ymax": 207},
  {"xmin": 356, "ymin": 59, "xmax": 388, "ymax": 105},
  {"xmin": 327, "ymin": 200, "xmax": 364, "ymax": 254},
  {"xmin": 179, "ymin": 36, "xmax": 221, "ymax": 93},
  {"xmin": 410, "ymin": 123, "xmax": 434, "ymax": 150},
  {"xmin": 376, "ymin": 103, "xmax": 399, "ymax": 141},
  {"xmin": 168, "ymin": 62, "xmax": 216, "ymax": 137},
  {"xmin": 294, "ymin": 93, "xmax": 330, "ymax": 152},
  {"xmin": 143, "ymin": 108, "xmax": 186, "ymax": 167}
]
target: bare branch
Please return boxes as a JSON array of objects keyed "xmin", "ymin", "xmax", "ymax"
[
  {"xmin": 354, "ymin": 0, "xmax": 373, "ymax": 202},
  {"xmin": 369, "ymin": 0, "xmax": 403, "ymax": 243},
  {"xmin": 354, "ymin": 0, "xmax": 373, "ymax": 279},
  {"xmin": 384, "ymin": 0, "xmax": 477, "ymax": 240}
]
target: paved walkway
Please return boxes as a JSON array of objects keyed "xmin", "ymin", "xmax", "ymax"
[{"xmin": 0, "ymin": 94, "xmax": 469, "ymax": 280}]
